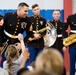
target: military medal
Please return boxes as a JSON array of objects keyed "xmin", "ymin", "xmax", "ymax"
[
  {"xmin": 21, "ymin": 22, "xmax": 27, "ymax": 29},
  {"xmin": 40, "ymin": 21, "xmax": 43, "ymax": 25}
]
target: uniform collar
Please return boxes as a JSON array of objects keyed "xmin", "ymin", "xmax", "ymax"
[
  {"xmin": 34, "ymin": 15, "xmax": 40, "ymax": 18},
  {"xmin": 53, "ymin": 20, "xmax": 60, "ymax": 22},
  {"xmin": 16, "ymin": 12, "xmax": 27, "ymax": 19},
  {"xmin": 74, "ymin": 13, "xmax": 76, "ymax": 17}
]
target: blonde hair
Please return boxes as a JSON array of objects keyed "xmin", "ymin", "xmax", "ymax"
[
  {"xmin": 25, "ymin": 70, "xmax": 54, "ymax": 75},
  {"xmin": 5, "ymin": 45, "xmax": 17, "ymax": 74},
  {"xmin": 35, "ymin": 48, "xmax": 64, "ymax": 75}
]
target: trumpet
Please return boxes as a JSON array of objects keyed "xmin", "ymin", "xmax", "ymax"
[
  {"xmin": 0, "ymin": 40, "xmax": 9, "ymax": 55},
  {"xmin": 63, "ymin": 34, "xmax": 76, "ymax": 47}
]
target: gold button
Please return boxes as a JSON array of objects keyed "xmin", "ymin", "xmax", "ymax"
[
  {"xmin": 16, "ymin": 28, "xmax": 17, "ymax": 30},
  {"xmin": 56, "ymin": 24, "xmax": 57, "ymax": 26},
  {"xmin": 15, "ymin": 31, "xmax": 16, "ymax": 33},
  {"xmin": 32, "ymin": 23, "xmax": 34, "ymax": 24},
  {"xmin": 36, "ymin": 18, "xmax": 38, "ymax": 19},
  {"xmin": 10, "ymin": 24, "xmax": 12, "ymax": 26},
  {"xmin": 17, "ymin": 22, "xmax": 19, "ymax": 24},
  {"xmin": 16, "ymin": 25, "xmax": 18, "ymax": 27},
  {"xmin": 36, "ymin": 23, "xmax": 38, "ymax": 24},
  {"xmin": 18, "ymin": 19, "xmax": 20, "ymax": 21},
  {"xmin": 36, "ymin": 20, "xmax": 38, "ymax": 22}
]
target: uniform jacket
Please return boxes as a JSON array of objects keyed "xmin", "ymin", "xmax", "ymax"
[
  {"xmin": 50, "ymin": 20, "xmax": 63, "ymax": 50},
  {"xmin": 2, "ymin": 12, "xmax": 32, "ymax": 44},
  {"xmin": 62, "ymin": 14, "xmax": 76, "ymax": 48},
  {"xmin": 27, "ymin": 16, "xmax": 46, "ymax": 48},
  {"xmin": 0, "ymin": 26, "xmax": 3, "ymax": 47},
  {"xmin": 0, "ymin": 15, "xmax": 4, "ymax": 47}
]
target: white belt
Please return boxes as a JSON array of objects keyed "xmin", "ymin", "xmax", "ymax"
[
  {"xmin": 4, "ymin": 30, "xmax": 18, "ymax": 39},
  {"xmin": 57, "ymin": 34, "xmax": 62, "ymax": 37},
  {"xmin": 70, "ymin": 30, "xmax": 76, "ymax": 33}
]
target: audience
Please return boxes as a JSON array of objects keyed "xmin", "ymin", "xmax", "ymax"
[
  {"xmin": 25, "ymin": 70, "xmax": 54, "ymax": 75},
  {"xmin": 3, "ymin": 33, "xmax": 29, "ymax": 75},
  {"xmin": 17, "ymin": 67, "xmax": 29, "ymax": 75},
  {"xmin": 35, "ymin": 48, "xmax": 64, "ymax": 75},
  {"xmin": 0, "ymin": 67, "xmax": 9, "ymax": 75}
]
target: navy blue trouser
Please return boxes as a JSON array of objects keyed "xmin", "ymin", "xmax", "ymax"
[
  {"xmin": 25, "ymin": 47, "xmax": 43, "ymax": 66},
  {"xmin": 69, "ymin": 48, "xmax": 76, "ymax": 75}
]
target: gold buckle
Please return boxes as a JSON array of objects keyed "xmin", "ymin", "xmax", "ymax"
[{"xmin": 11, "ymin": 35, "xmax": 17, "ymax": 39}]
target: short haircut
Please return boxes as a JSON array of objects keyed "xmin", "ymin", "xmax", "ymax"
[
  {"xmin": 18, "ymin": 2, "xmax": 29, "ymax": 7},
  {"xmin": 53, "ymin": 9, "xmax": 60, "ymax": 12},
  {"xmin": 32, "ymin": 4, "xmax": 39, "ymax": 9}
]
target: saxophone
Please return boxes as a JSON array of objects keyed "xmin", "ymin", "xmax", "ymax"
[{"xmin": 63, "ymin": 34, "xmax": 76, "ymax": 47}]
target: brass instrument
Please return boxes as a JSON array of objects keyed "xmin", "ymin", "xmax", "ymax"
[
  {"xmin": 63, "ymin": 34, "xmax": 76, "ymax": 47},
  {"xmin": 28, "ymin": 26, "xmax": 50, "ymax": 41},
  {"xmin": 29, "ymin": 21, "xmax": 57, "ymax": 47},
  {"xmin": 0, "ymin": 40, "xmax": 9, "ymax": 55},
  {"xmin": 44, "ymin": 21, "xmax": 57, "ymax": 47}
]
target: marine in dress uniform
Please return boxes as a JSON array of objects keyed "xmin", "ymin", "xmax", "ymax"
[
  {"xmin": 3, "ymin": 12, "xmax": 31, "ymax": 45},
  {"xmin": 0, "ymin": 15, "xmax": 4, "ymax": 67},
  {"xmin": 28, "ymin": 15, "xmax": 46, "ymax": 48},
  {"xmin": 50, "ymin": 20, "xmax": 63, "ymax": 52},
  {"xmin": 0, "ymin": 15, "xmax": 4, "ymax": 47},
  {"xmin": 1, "ymin": 2, "xmax": 32, "ymax": 67},
  {"xmin": 50, "ymin": 10, "xmax": 64, "ymax": 54},
  {"xmin": 62, "ymin": 13, "xmax": 76, "ymax": 75},
  {"xmin": 26, "ymin": 4, "xmax": 46, "ymax": 65},
  {"xmin": 2, "ymin": 2, "xmax": 32, "ymax": 45}
]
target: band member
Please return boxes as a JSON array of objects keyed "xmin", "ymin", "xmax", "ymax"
[
  {"xmin": 62, "ymin": 13, "xmax": 76, "ymax": 75},
  {"xmin": 0, "ymin": 15, "xmax": 4, "ymax": 67},
  {"xmin": 26, "ymin": 4, "xmax": 46, "ymax": 65},
  {"xmin": 50, "ymin": 10, "xmax": 64, "ymax": 54},
  {"xmin": 0, "ymin": 15, "xmax": 4, "ymax": 48},
  {"xmin": 1, "ymin": 2, "xmax": 32, "ymax": 67},
  {"xmin": 2, "ymin": 2, "xmax": 31, "ymax": 45}
]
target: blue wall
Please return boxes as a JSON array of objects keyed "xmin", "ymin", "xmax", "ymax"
[
  {"xmin": 0, "ymin": 9, "xmax": 64, "ymax": 37},
  {"xmin": 0, "ymin": 9, "xmax": 64, "ymax": 21}
]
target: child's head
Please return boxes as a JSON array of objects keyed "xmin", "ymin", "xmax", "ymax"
[
  {"xmin": 5, "ymin": 45, "xmax": 18, "ymax": 73},
  {"xmin": 35, "ymin": 48, "xmax": 64, "ymax": 75},
  {"xmin": 17, "ymin": 67, "xmax": 29, "ymax": 75},
  {"xmin": 5, "ymin": 45, "xmax": 18, "ymax": 59}
]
